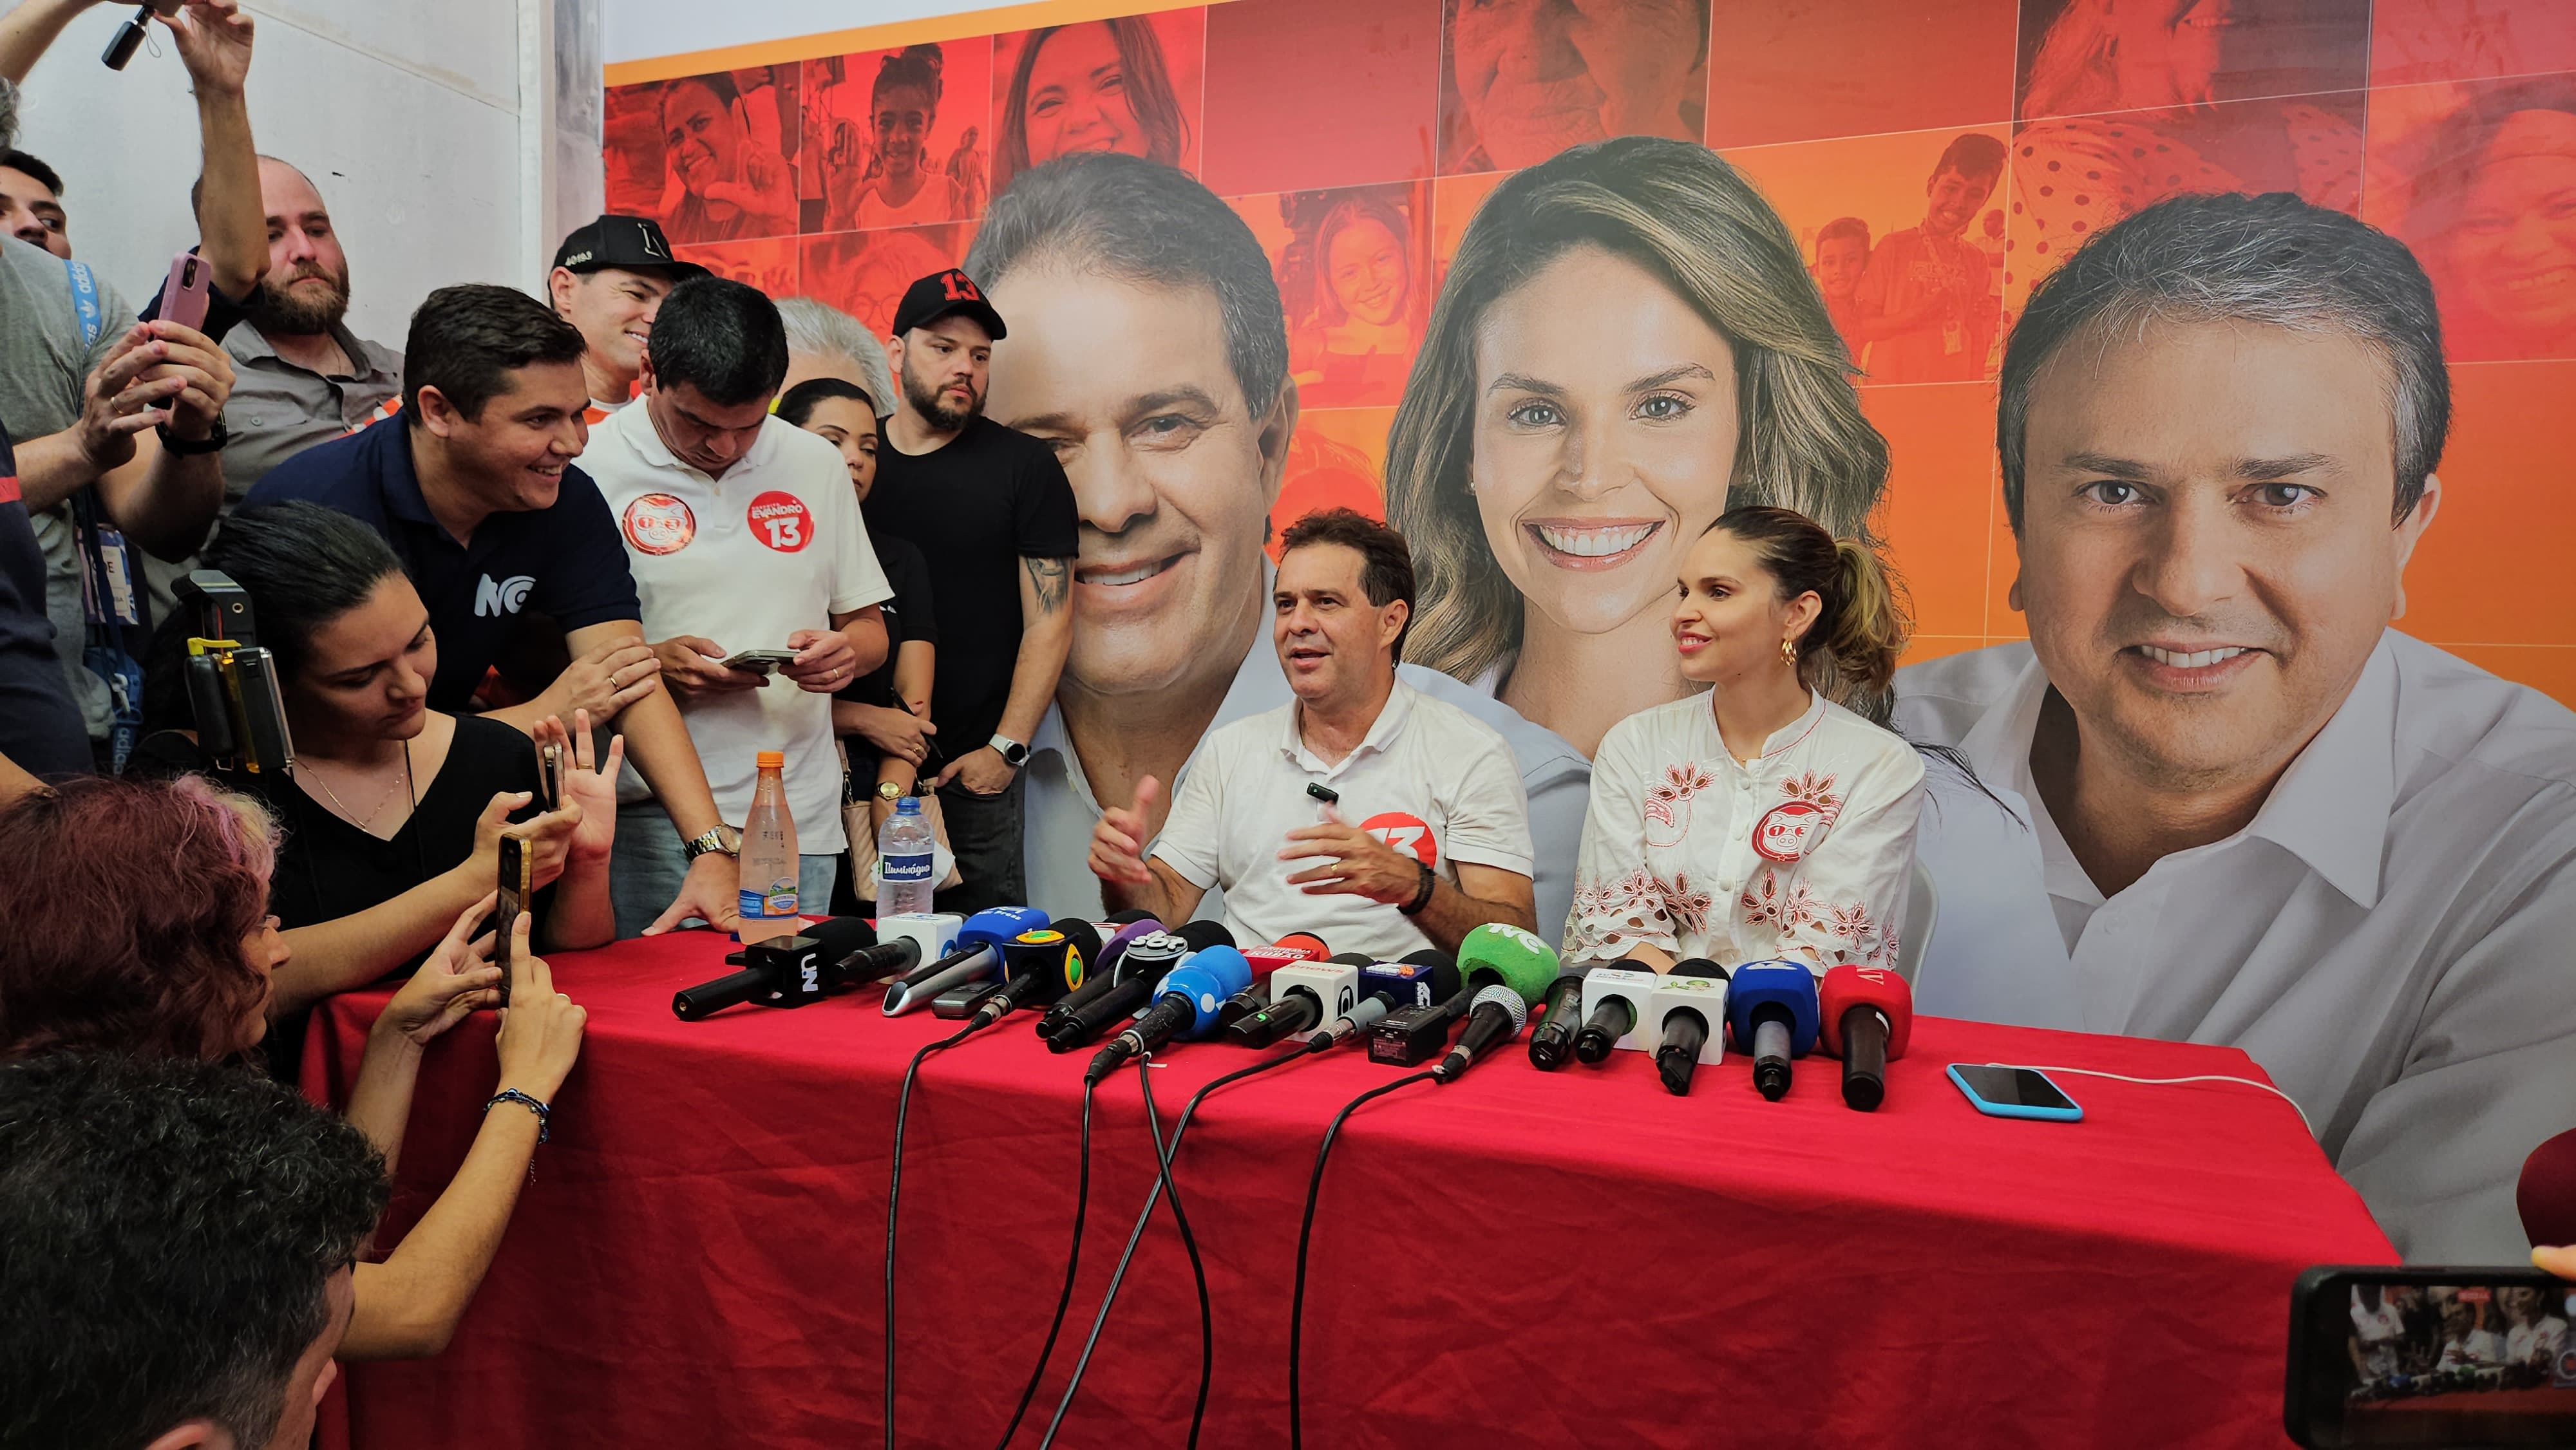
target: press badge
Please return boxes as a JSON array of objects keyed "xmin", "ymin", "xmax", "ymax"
[{"xmin": 83, "ymin": 525, "xmax": 140, "ymax": 626}]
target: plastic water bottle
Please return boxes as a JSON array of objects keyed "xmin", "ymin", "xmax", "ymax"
[
  {"xmin": 738, "ymin": 749, "xmax": 800, "ymax": 943},
  {"xmin": 876, "ymin": 795, "xmax": 936, "ymax": 919}
]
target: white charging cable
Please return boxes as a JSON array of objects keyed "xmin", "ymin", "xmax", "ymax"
[{"xmin": 1976, "ymin": 1062, "xmax": 2315, "ymax": 1136}]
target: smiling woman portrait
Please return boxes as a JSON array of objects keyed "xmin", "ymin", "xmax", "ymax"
[{"xmin": 1383, "ymin": 136, "xmax": 1891, "ymax": 757}]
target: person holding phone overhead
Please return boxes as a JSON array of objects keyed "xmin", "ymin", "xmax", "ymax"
[
  {"xmin": 1563, "ymin": 506, "xmax": 1924, "ymax": 972},
  {"xmin": 130, "ymin": 501, "xmax": 614, "ymax": 1073},
  {"xmin": 581, "ymin": 278, "xmax": 893, "ymax": 935}
]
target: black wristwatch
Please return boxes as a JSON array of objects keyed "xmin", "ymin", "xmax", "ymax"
[
  {"xmin": 1397, "ymin": 860, "xmax": 1437, "ymax": 916},
  {"xmin": 156, "ymin": 415, "xmax": 229, "ymax": 456}
]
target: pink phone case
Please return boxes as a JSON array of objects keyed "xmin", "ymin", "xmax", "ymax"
[{"xmin": 158, "ymin": 250, "xmax": 211, "ymax": 333}]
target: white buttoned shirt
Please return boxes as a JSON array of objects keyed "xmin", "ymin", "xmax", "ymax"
[
  {"xmin": 1897, "ymin": 633, "xmax": 2576, "ymax": 1261},
  {"xmin": 1566, "ymin": 689, "xmax": 1926, "ymax": 972}
]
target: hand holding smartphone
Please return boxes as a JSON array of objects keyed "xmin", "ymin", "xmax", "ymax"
[
  {"xmin": 156, "ymin": 251, "xmax": 212, "ymax": 334},
  {"xmin": 721, "ymin": 648, "xmax": 801, "ymax": 675},
  {"xmin": 495, "ymin": 833, "xmax": 531, "ymax": 1007}
]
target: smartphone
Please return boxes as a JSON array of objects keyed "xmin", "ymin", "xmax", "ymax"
[
  {"xmin": 1946, "ymin": 1064, "xmax": 2084, "ymax": 1122},
  {"xmin": 721, "ymin": 648, "xmax": 801, "ymax": 675},
  {"xmin": 538, "ymin": 742, "xmax": 565, "ymax": 810},
  {"xmin": 157, "ymin": 250, "xmax": 211, "ymax": 333},
  {"xmin": 2287, "ymin": 1265, "xmax": 2576, "ymax": 1448},
  {"xmin": 931, "ymin": 978, "xmax": 1007, "ymax": 1019},
  {"xmin": 495, "ymin": 833, "xmax": 530, "ymax": 1008}
]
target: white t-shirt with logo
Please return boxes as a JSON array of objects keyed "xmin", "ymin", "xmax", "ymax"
[
  {"xmin": 583, "ymin": 403, "xmax": 892, "ymax": 851},
  {"xmin": 1148, "ymin": 681, "xmax": 1534, "ymax": 959}
]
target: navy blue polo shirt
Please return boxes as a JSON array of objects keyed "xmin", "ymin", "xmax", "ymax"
[
  {"xmin": 0, "ymin": 420, "xmax": 89, "ymax": 778},
  {"xmin": 244, "ymin": 419, "xmax": 642, "ymax": 711}
]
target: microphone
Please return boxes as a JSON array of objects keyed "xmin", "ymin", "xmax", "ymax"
[
  {"xmin": 1525, "ymin": 972, "xmax": 1589, "ymax": 1071},
  {"xmin": 1573, "ymin": 966, "xmax": 1660, "ymax": 1065},
  {"xmin": 1041, "ymin": 921, "xmax": 1229, "ymax": 1052},
  {"xmin": 971, "ymin": 918, "xmax": 1108, "ymax": 1028},
  {"xmin": 1726, "ymin": 960, "xmax": 1821, "ymax": 1102},
  {"xmin": 1215, "ymin": 932, "xmax": 1329, "ymax": 1030},
  {"xmin": 1034, "ymin": 915, "xmax": 1166, "ymax": 1040},
  {"xmin": 1309, "ymin": 950, "xmax": 1461, "ymax": 1053},
  {"xmin": 1645, "ymin": 962, "xmax": 1730, "ymax": 1097},
  {"xmin": 674, "ymin": 916, "xmax": 897, "ymax": 1020},
  {"xmin": 1433, "ymin": 984, "xmax": 1530, "ymax": 1082},
  {"xmin": 1818, "ymin": 964, "xmax": 1914, "ymax": 1112},
  {"xmin": 1231, "ymin": 951, "xmax": 1371, "ymax": 1048},
  {"xmin": 881, "ymin": 906, "xmax": 1049, "ymax": 1016},
  {"xmin": 2519, "ymin": 1127, "xmax": 2576, "ymax": 1250},
  {"xmin": 1374, "ymin": 923, "xmax": 1556, "ymax": 1069},
  {"xmin": 1086, "ymin": 944, "xmax": 1252, "ymax": 1085}
]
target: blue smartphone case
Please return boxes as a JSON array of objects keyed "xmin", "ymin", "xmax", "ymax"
[{"xmin": 1946, "ymin": 1064, "xmax": 2084, "ymax": 1122}]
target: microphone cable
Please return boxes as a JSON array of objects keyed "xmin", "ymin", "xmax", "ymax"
[
  {"xmin": 992, "ymin": 1077, "xmax": 1097, "ymax": 1450},
  {"xmin": 1287, "ymin": 1069, "xmax": 1440, "ymax": 1450},
  {"xmin": 1135, "ymin": 1056, "xmax": 1212, "ymax": 1450},
  {"xmin": 886, "ymin": 1021, "xmax": 978, "ymax": 1450},
  {"xmin": 1036, "ymin": 1045, "xmax": 1316, "ymax": 1449}
]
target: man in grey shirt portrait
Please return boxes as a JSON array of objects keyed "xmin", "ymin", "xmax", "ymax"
[{"xmin": 1899, "ymin": 193, "xmax": 2576, "ymax": 1262}]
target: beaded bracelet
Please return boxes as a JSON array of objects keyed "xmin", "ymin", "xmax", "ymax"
[{"xmin": 485, "ymin": 1088, "xmax": 551, "ymax": 1144}]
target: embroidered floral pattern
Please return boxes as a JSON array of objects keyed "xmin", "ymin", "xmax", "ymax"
[
  {"xmin": 1739, "ymin": 869, "xmax": 1819, "ymax": 933},
  {"xmin": 1643, "ymin": 761, "xmax": 1718, "ymax": 849},
  {"xmin": 1571, "ymin": 865, "xmax": 1715, "ymax": 952},
  {"xmin": 1778, "ymin": 770, "xmax": 1843, "ymax": 814}
]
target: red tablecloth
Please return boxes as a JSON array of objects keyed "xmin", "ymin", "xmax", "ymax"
[{"xmin": 303, "ymin": 930, "xmax": 2395, "ymax": 1449}]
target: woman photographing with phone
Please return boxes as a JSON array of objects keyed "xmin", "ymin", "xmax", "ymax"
[
  {"xmin": 138, "ymin": 502, "xmax": 616, "ymax": 1044},
  {"xmin": 1562, "ymin": 505, "xmax": 1924, "ymax": 972}
]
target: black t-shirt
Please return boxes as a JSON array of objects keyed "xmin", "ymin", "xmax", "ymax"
[
  {"xmin": 243, "ymin": 421, "xmax": 644, "ymax": 711},
  {"xmin": 839, "ymin": 527, "xmax": 937, "ymax": 711},
  {"xmin": 864, "ymin": 416, "xmax": 1076, "ymax": 751},
  {"xmin": 0, "ymin": 421, "xmax": 89, "ymax": 779}
]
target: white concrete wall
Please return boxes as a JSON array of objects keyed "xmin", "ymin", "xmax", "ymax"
[
  {"xmin": 605, "ymin": 0, "xmax": 954, "ymax": 66},
  {"xmin": 10, "ymin": 0, "xmax": 600, "ymax": 347}
]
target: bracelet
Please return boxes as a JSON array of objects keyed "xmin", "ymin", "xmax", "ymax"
[
  {"xmin": 485, "ymin": 1088, "xmax": 551, "ymax": 1144},
  {"xmin": 155, "ymin": 416, "xmax": 228, "ymax": 455},
  {"xmin": 1397, "ymin": 860, "xmax": 1436, "ymax": 916}
]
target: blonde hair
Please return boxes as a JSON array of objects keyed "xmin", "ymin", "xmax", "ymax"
[{"xmin": 1383, "ymin": 137, "xmax": 1888, "ymax": 695}]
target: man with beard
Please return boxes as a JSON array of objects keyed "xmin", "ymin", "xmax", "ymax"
[
  {"xmin": 862, "ymin": 268, "xmax": 1077, "ymax": 913},
  {"xmin": 216, "ymin": 154, "xmax": 404, "ymax": 503}
]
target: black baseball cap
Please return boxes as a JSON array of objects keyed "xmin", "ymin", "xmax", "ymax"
[
  {"xmin": 889, "ymin": 268, "xmax": 1007, "ymax": 341},
  {"xmin": 551, "ymin": 215, "xmax": 708, "ymax": 281}
]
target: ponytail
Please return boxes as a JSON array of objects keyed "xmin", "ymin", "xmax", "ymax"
[{"xmin": 1817, "ymin": 536, "xmax": 1909, "ymax": 703}]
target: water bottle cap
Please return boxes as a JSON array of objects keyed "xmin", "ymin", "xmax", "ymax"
[
  {"xmin": 756, "ymin": 751, "xmax": 784, "ymax": 769},
  {"xmin": 895, "ymin": 795, "xmax": 920, "ymax": 814}
]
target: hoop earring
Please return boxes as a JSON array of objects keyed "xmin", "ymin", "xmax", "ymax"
[{"xmin": 1781, "ymin": 637, "xmax": 1799, "ymax": 670}]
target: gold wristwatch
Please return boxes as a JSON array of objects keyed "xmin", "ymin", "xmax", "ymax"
[{"xmin": 876, "ymin": 780, "xmax": 905, "ymax": 803}]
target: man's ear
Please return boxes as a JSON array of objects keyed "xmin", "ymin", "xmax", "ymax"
[
  {"xmin": 1253, "ymin": 377, "xmax": 1302, "ymax": 513},
  {"xmin": 637, "ymin": 350, "xmax": 660, "ymax": 398},
  {"xmin": 2006, "ymin": 572, "xmax": 2025, "ymax": 616},
  {"xmin": 546, "ymin": 267, "xmax": 577, "ymax": 317},
  {"xmin": 1381, "ymin": 596, "xmax": 1411, "ymax": 652},
  {"xmin": 413, "ymin": 385, "xmax": 459, "ymax": 440},
  {"xmin": 2390, "ymin": 472, "xmax": 2442, "ymax": 621},
  {"xmin": 140, "ymin": 1422, "xmax": 229, "ymax": 1450}
]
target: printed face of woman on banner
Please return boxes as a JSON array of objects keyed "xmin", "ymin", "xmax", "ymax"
[
  {"xmin": 2410, "ymin": 82, "xmax": 2576, "ymax": 361},
  {"xmin": 1385, "ymin": 137, "xmax": 1888, "ymax": 755},
  {"xmin": 996, "ymin": 19, "xmax": 1193, "ymax": 197},
  {"xmin": 658, "ymin": 71, "xmax": 797, "ymax": 242},
  {"xmin": 1325, "ymin": 205, "xmax": 1409, "ymax": 328},
  {"xmin": 1441, "ymin": 0, "xmax": 1709, "ymax": 172}
]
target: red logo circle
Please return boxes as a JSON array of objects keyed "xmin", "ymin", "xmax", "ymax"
[
  {"xmin": 1359, "ymin": 811, "xmax": 1439, "ymax": 870},
  {"xmin": 1753, "ymin": 800, "xmax": 1825, "ymax": 863},
  {"xmin": 621, "ymin": 493, "xmax": 695, "ymax": 556},
  {"xmin": 748, "ymin": 491, "xmax": 811, "ymax": 553}
]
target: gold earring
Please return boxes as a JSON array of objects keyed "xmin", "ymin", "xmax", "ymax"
[{"xmin": 1780, "ymin": 637, "xmax": 1799, "ymax": 669}]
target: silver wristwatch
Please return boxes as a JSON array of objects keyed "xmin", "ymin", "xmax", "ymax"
[{"xmin": 682, "ymin": 825, "xmax": 741, "ymax": 862}]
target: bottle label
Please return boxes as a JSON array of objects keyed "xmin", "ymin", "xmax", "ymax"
[
  {"xmin": 882, "ymin": 851, "xmax": 934, "ymax": 884},
  {"xmin": 739, "ymin": 880, "xmax": 799, "ymax": 919}
]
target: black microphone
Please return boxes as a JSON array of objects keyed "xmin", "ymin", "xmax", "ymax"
[
  {"xmin": 1084, "ymin": 943, "xmax": 1251, "ymax": 1086},
  {"xmin": 1574, "ymin": 996, "xmax": 1636, "ymax": 1064},
  {"xmin": 672, "ymin": 918, "xmax": 898, "ymax": 1020},
  {"xmin": 1230, "ymin": 952, "xmax": 1371, "ymax": 1048},
  {"xmin": 1045, "ymin": 920, "xmax": 1229, "ymax": 1051},
  {"xmin": 1649, "ymin": 963, "xmax": 1730, "ymax": 1098},
  {"xmin": 1309, "ymin": 949, "xmax": 1459, "ymax": 1053},
  {"xmin": 1525, "ymin": 972, "xmax": 1588, "ymax": 1071},
  {"xmin": 1432, "ymin": 984, "xmax": 1530, "ymax": 1082},
  {"xmin": 970, "ymin": 919, "xmax": 1106, "ymax": 1029}
]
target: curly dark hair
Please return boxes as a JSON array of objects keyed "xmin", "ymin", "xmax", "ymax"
[{"xmin": 0, "ymin": 775, "xmax": 279, "ymax": 1061}]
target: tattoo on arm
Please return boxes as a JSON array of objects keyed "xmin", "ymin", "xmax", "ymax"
[{"xmin": 1025, "ymin": 556, "xmax": 1072, "ymax": 616}]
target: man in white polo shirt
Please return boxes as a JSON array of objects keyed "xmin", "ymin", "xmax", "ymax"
[
  {"xmin": 1088, "ymin": 509, "xmax": 1536, "ymax": 957},
  {"xmin": 582, "ymin": 276, "xmax": 892, "ymax": 935}
]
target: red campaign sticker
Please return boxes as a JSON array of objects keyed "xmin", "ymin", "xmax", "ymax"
[
  {"xmin": 1360, "ymin": 811, "xmax": 1439, "ymax": 870},
  {"xmin": 1753, "ymin": 799, "xmax": 1825, "ymax": 863},
  {"xmin": 621, "ymin": 493, "xmax": 695, "ymax": 556},
  {"xmin": 747, "ymin": 491, "xmax": 811, "ymax": 553}
]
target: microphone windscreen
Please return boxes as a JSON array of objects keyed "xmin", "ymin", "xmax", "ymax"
[
  {"xmin": 2519, "ymin": 1127, "xmax": 2576, "ymax": 1249},
  {"xmin": 804, "ymin": 916, "xmax": 878, "ymax": 961},
  {"xmin": 1456, "ymin": 923, "xmax": 1561, "ymax": 1004},
  {"xmin": 1326, "ymin": 951, "xmax": 1376, "ymax": 967},
  {"xmin": 1672, "ymin": 957, "xmax": 1732, "ymax": 982},
  {"xmin": 1104, "ymin": 908, "xmax": 1159, "ymax": 926},
  {"xmin": 1274, "ymin": 931, "xmax": 1329, "ymax": 957},
  {"xmin": 1818, "ymin": 965, "xmax": 1914, "ymax": 1060},
  {"xmin": 1174, "ymin": 919, "xmax": 1236, "ymax": 952}
]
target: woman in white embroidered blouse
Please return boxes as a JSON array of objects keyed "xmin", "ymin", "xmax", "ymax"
[{"xmin": 1565, "ymin": 506, "xmax": 1925, "ymax": 972}]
